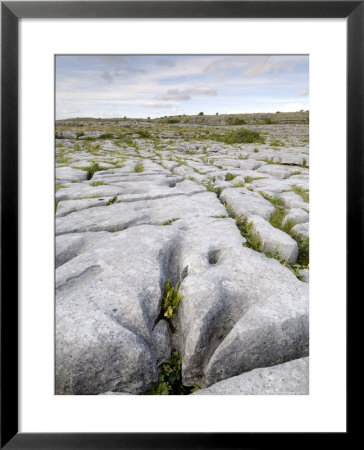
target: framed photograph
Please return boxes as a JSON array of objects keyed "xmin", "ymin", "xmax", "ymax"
[{"xmin": 1, "ymin": 1, "xmax": 356, "ymax": 447}]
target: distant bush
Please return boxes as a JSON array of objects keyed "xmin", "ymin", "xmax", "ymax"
[
  {"xmin": 166, "ymin": 118, "xmax": 179, "ymax": 124},
  {"xmin": 220, "ymin": 128, "xmax": 265, "ymax": 145},
  {"xmin": 137, "ymin": 129, "xmax": 151, "ymax": 138},
  {"xmin": 198, "ymin": 112, "xmax": 204, "ymax": 116},
  {"xmin": 98, "ymin": 133, "xmax": 115, "ymax": 140},
  {"xmin": 227, "ymin": 117, "xmax": 246, "ymax": 125}
]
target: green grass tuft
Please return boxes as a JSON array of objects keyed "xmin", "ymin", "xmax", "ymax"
[
  {"xmin": 161, "ymin": 218, "xmax": 179, "ymax": 226},
  {"xmin": 55, "ymin": 184, "xmax": 68, "ymax": 192},
  {"xmin": 292, "ymin": 185, "xmax": 309, "ymax": 202},
  {"xmin": 269, "ymin": 207, "xmax": 286, "ymax": 229},
  {"xmin": 147, "ymin": 350, "xmax": 200, "ymax": 395},
  {"xmin": 162, "ymin": 279, "xmax": 183, "ymax": 320},
  {"xmin": 234, "ymin": 181, "xmax": 245, "ymax": 188},
  {"xmin": 82, "ymin": 162, "xmax": 107, "ymax": 180},
  {"xmin": 106, "ymin": 196, "xmax": 117, "ymax": 206},
  {"xmin": 225, "ymin": 172, "xmax": 237, "ymax": 181},
  {"xmin": 134, "ymin": 161, "xmax": 144, "ymax": 173},
  {"xmin": 260, "ymin": 192, "xmax": 284, "ymax": 206}
]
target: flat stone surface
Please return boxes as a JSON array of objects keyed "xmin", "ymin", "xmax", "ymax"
[
  {"xmin": 176, "ymin": 243, "xmax": 308, "ymax": 387},
  {"xmin": 56, "ymin": 167, "xmax": 88, "ymax": 182},
  {"xmin": 282, "ymin": 208, "xmax": 309, "ymax": 226},
  {"xmin": 193, "ymin": 358, "xmax": 309, "ymax": 395},
  {"xmin": 292, "ymin": 222, "xmax": 309, "ymax": 238},
  {"xmin": 248, "ymin": 214, "xmax": 298, "ymax": 262},
  {"xmin": 56, "ymin": 192, "xmax": 225, "ymax": 235},
  {"xmin": 55, "ymin": 114, "xmax": 310, "ymax": 395},
  {"xmin": 220, "ymin": 187, "xmax": 275, "ymax": 221}
]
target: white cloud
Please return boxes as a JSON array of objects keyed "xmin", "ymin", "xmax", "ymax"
[
  {"xmin": 155, "ymin": 87, "xmax": 217, "ymax": 101},
  {"xmin": 297, "ymin": 89, "xmax": 309, "ymax": 96},
  {"xmin": 156, "ymin": 90, "xmax": 191, "ymax": 101},
  {"xmin": 242, "ymin": 56, "xmax": 294, "ymax": 77},
  {"xmin": 142, "ymin": 102, "xmax": 176, "ymax": 108}
]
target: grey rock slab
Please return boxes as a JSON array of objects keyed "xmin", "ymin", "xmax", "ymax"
[
  {"xmin": 94, "ymin": 162, "xmax": 115, "ymax": 169},
  {"xmin": 92, "ymin": 171, "xmax": 182, "ymax": 186},
  {"xmin": 56, "ymin": 231, "xmax": 111, "ymax": 267},
  {"xmin": 280, "ymin": 191, "xmax": 309, "ymax": 211},
  {"xmin": 236, "ymin": 159, "xmax": 265, "ymax": 170},
  {"xmin": 79, "ymin": 130, "xmax": 115, "ymax": 139},
  {"xmin": 211, "ymin": 158, "xmax": 245, "ymax": 168},
  {"xmin": 213, "ymin": 180, "xmax": 233, "ymax": 190},
  {"xmin": 256, "ymin": 164, "xmax": 296, "ymax": 179},
  {"xmin": 71, "ymin": 160, "xmax": 97, "ymax": 169},
  {"xmin": 161, "ymin": 161, "xmax": 179, "ymax": 171},
  {"xmin": 248, "ymin": 214, "xmax": 298, "ymax": 263},
  {"xmin": 56, "ymin": 167, "xmax": 88, "ymax": 183},
  {"xmin": 176, "ymin": 244, "xmax": 308, "ymax": 387},
  {"xmin": 56, "ymin": 225, "xmax": 179, "ymax": 394},
  {"xmin": 271, "ymin": 153, "xmax": 308, "ymax": 166},
  {"xmin": 56, "ymin": 192, "xmax": 227, "ymax": 235},
  {"xmin": 220, "ymin": 187, "xmax": 275, "ymax": 221},
  {"xmin": 250, "ymin": 178, "xmax": 291, "ymax": 194},
  {"xmin": 56, "ymin": 197, "xmax": 118, "ymax": 217},
  {"xmin": 93, "ymin": 160, "xmax": 168, "ymax": 177},
  {"xmin": 56, "ymin": 131, "xmax": 77, "ymax": 139},
  {"xmin": 56, "ymin": 183, "xmax": 126, "ymax": 202},
  {"xmin": 173, "ymin": 165, "xmax": 195, "ymax": 177},
  {"xmin": 90, "ymin": 175, "xmax": 206, "ymax": 201},
  {"xmin": 291, "ymin": 222, "xmax": 309, "ymax": 238},
  {"xmin": 299, "ymin": 269, "xmax": 309, "ymax": 283},
  {"xmin": 282, "ymin": 208, "xmax": 309, "ymax": 227},
  {"xmin": 151, "ymin": 320, "xmax": 172, "ymax": 365},
  {"xmin": 173, "ymin": 216, "xmax": 246, "ymax": 276},
  {"xmin": 193, "ymin": 358, "xmax": 309, "ymax": 395},
  {"xmin": 99, "ymin": 392, "xmax": 132, "ymax": 395}
]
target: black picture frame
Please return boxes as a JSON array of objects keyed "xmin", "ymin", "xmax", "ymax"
[{"xmin": 1, "ymin": 1, "xmax": 356, "ymax": 448}]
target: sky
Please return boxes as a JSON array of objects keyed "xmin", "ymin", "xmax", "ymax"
[{"xmin": 56, "ymin": 55, "xmax": 309, "ymax": 119}]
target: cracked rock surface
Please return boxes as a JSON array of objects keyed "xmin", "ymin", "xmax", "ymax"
[{"xmin": 55, "ymin": 113, "xmax": 309, "ymax": 395}]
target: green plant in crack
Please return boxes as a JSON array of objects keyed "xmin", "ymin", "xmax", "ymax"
[
  {"xmin": 292, "ymin": 185, "xmax": 309, "ymax": 203},
  {"xmin": 90, "ymin": 181, "xmax": 105, "ymax": 186},
  {"xmin": 244, "ymin": 176, "xmax": 265, "ymax": 184},
  {"xmin": 264, "ymin": 249, "xmax": 308, "ymax": 280},
  {"xmin": 162, "ymin": 279, "xmax": 183, "ymax": 320},
  {"xmin": 270, "ymin": 139, "xmax": 285, "ymax": 147},
  {"xmin": 220, "ymin": 128, "xmax": 265, "ymax": 145},
  {"xmin": 106, "ymin": 196, "xmax": 117, "ymax": 206},
  {"xmin": 294, "ymin": 235, "xmax": 309, "ymax": 266},
  {"xmin": 202, "ymin": 180, "xmax": 222, "ymax": 197},
  {"xmin": 55, "ymin": 184, "xmax": 69, "ymax": 192},
  {"xmin": 281, "ymin": 218, "xmax": 297, "ymax": 235},
  {"xmin": 225, "ymin": 172, "xmax": 237, "ymax": 181},
  {"xmin": 147, "ymin": 350, "xmax": 200, "ymax": 395},
  {"xmin": 82, "ymin": 162, "xmax": 107, "ymax": 180},
  {"xmin": 225, "ymin": 204, "xmax": 263, "ymax": 252},
  {"xmin": 161, "ymin": 218, "xmax": 180, "ymax": 226},
  {"xmin": 269, "ymin": 206, "xmax": 286, "ymax": 229},
  {"xmin": 134, "ymin": 161, "xmax": 144, "ymax": 173},
  {"xmin": 260, "ymin": 192, "xmax": 284, "ymax": 207}
]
